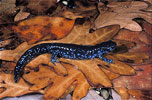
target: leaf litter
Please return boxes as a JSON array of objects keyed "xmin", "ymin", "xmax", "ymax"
[{"xmin": 0, "ymin": 0, "xmax": 152, "ymax": 100}]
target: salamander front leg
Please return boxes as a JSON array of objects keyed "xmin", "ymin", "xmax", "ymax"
[
  {"xmin": 99, "ymin": 56, "xmax": 113, "ymax": 64},
  {"xmin": 51, "ymin": 53, "xmax": 60, "ymax": 66}
]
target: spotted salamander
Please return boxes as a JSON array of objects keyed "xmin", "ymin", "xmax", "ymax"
[{"xmin": 14, "ymin": 40, "xmax": 116, "ymax": 83}]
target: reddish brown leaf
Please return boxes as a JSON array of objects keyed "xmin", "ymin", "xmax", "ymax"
[
  {"xmin": 113, "ymin": 65, "xmax": 151, "ymax": 90},
  {"xmin": 12, "ymin": 16, "xmax": 75, "ymax": 44}
]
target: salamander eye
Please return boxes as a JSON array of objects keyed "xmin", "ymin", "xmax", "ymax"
[{"xmin": 60, "ymin": 0, "xmax": 76, "ymax": 8}]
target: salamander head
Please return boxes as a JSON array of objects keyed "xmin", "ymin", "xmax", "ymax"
[{"xmin": 104, "ymin": 40, "xmax": 116, "ymax": 52}]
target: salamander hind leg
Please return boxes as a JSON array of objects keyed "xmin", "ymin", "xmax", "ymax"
[{"xmin": 51, "ymin": 52, "xmax": 60, "ymax": 66}]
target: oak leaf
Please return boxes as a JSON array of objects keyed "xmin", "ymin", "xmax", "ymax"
[
  {"xmin": 0, "ymin": 73, "xmax": 43, "ymax": 99},
  {"xmin": 93, "ymin": 1, "xmax": 152, "ymax": 31},
  {"xmin": 44, "ymin": 63, "xmax": 90, "ymax": 100},
  {"xmin": 23, "ymin": 63, "xmax": 90, "ymax": 100}
]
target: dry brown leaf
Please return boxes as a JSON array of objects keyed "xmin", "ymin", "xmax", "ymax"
[
  {"xmin": 0, "ymin": 0, "xmax": 19, "ymax": 24},
  {"xmin": 95, "ymin": 55, "xmax": 135, "ymax": 75},
  {"xmin": 61, "ymin": 59, "xmax": 112, "ymax": 87},
  {"xmin": 14, "ymin": 6, "xmax": 30, "ymax": 22},
  {"xmin": 128, "ymin": 89, "xmax": 152, "ymax": 100},
  {"xmin": 12, "ymin": 16, "xmax": 75, "ymax": 44},
  {"xmin": 23, "ymin": 63, "xmax": 90, "ymax": 100},
  {"xmin": 44, "ymin": 63, "xmax": 90, "ymax": 100},
  {"xmin": 114, "ymin": 29, "xmax": 152, "ymax": 45},
  {"xmin": 101, "ymin": 68, "xmax": 120, "ymax": 80},
  {"xmin": 23, "ymin": 65, "xmax": 56, "ymax": 91},
  {"xmin": 0, "ymin": 42, "xmax": 29, "ymax": 62},
  {"xmin": 114, "ymin": 87, "xmax": 129, "ymax": 100},
  {"xmin": 0, "ymin": 61, "xmax": 15, "ymax": 73},
  {"xmin": 0, "ymin": 73, "xmax": 43, "ymax": 99},
  {"xmin": 94, "ymin": 1, "xmax": 152, "ymax": 31},
  {"xmin": 113, "ymin": 65, "xmax": 151, "ymax": 90},
  {"xmin": 26, "ymin": 0, "xmax": 57, "ymax": 14},
  {"xmin": 113, "ymin": 52, "xmax": 149, "ymax": 64},
  {"xmin": 26, "ymin": 54, "xmax": 68, "ymax": 76},
  {"xmin": 60, "ymin": 81, "xmax": 77, "ymax": 98},
  {"xmin": 142, "ymin": 18, "xmax": 152, "ymax": 37},
  {"xmin": 0, "ymin": 39, "xmax": 12, "ymax": 48}
]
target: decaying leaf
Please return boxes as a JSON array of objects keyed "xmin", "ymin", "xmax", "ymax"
[
  {"xmin": 44, "ymin": 63, "xmax": 90, "ymax": 100},
  {"xmin": 114, "ymin": 29, "xmax": 152, "ymax": 45},
  {"xmin": 0, "ymin": 39, "xmax": 12, "ymax": 48},
  {"xmin": 23, "ymin": 63, "xmax": 90, "ymax": 100},
  {"xmin": 61, "ymin": 59, "xmax": 112, "ymax": 87},
  {"xmin": 25, "ymin": 0, "xmax": 57, "ymax": 14},
  {"xmin": 26, "ymin": 54, "xmax": 68, "ymax": 76},
  {"xmin": 113, "ymin": 65, "xmax": 151, "ymax": 90},
  {"xmin": 0, "ymin": 73, "xmax": 43, "ymax": 99},
  {"xmin": 101, "ymin": 68, "xmax": 120, "ymax": 80},
  {"xmin": 0, "ymin": 0, "xmax": 19, "ymax": 24},
  {"xmin": 0, "ymin": 1, "xmax": 151, "ymax": 99},
  {"xmin": 95, "ymin": 56, "xmax": 135, "ymax": 75},
  {"xmin": 94, "ymin": 1, "xmax": 152, "ymax": 31},
  {"xmin": 128, "ymin": 89, "xmax": 152, "ymax": 100},
  {"xmin": 14, "ymin": 6, "xmax": 30, "ymax": 22},
  {"xmin": 114, "ymin": 87, "xmax": 129, "ymax": 100},
  {"xmin": 113, "ymin": 52, "xmax": 149, "ymax": 64},
  {"xmin": 23, "ymin": 65, "xmax": 56, "ymax": 91},
  {"xmin": 12, "ymin": 16, "xmax": 75, "ymax": 44}
]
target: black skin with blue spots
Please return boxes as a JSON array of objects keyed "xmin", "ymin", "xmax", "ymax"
[{"xmin": 14, "ymin": 40, "xmax": 116, "ymax": 83}]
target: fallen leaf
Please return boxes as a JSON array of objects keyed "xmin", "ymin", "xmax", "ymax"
[
  {"xmin": 95, "ymin": 55, "xmax": 136, "ymax": 75},
  {"xmin": 0, "ymin": 73, "xmax": 43, "ymax": 99},
  {"xmin": 25, "ymin": 0, "xmax": 57, "ymax": 14},
  {"xmin": 26, "ymin": 54, "xmax": 68, "ymax": 76},
  {"xmin": 113, "ymin": 52, "xmax": 149, "ymax": 64},
  {"xmin": 61, "ymin": 59, "xmax": 112, "ymax": 87},
  {"xmin": 114, "ymin": 29, "xmax": 152, "ymax": 45},
  {"xmin": 23, "ymin": 65, "xmax": 56, "ymax": 91},
  {"xmin": 0, "ymin": 0, "xmax": 19, "ymax": 24},
  {"xmin": 44, "ymin": 63, "xmax": 90, "ymax": 100},
  {"xmin": 12, "ymin": 16, "xmax": 75, "ymax": 44},
  {"xmin": 141, "ymin": 20, "xmax": 152, "ymax": 37},
  {"xmin": 101, "ymin": 68, "xmax": 120, "ymax": 80},
  {"xmin": 14, "ymin": 6, "xmax": 30, "ymax": 22},
  {"xmin": 128, "ymin": 89, "xmax": 152, "ymax": 100},
  {"xmin": 0, "ymin": 39, "xmax": 12, "ymax": 48},
  {"xmin": 93, "ymin": 1, "xmax": 152, "ymax": 31},
  {"xmin": 114, "ymin": 87, "xmax": 129, "ymax": 100}
]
